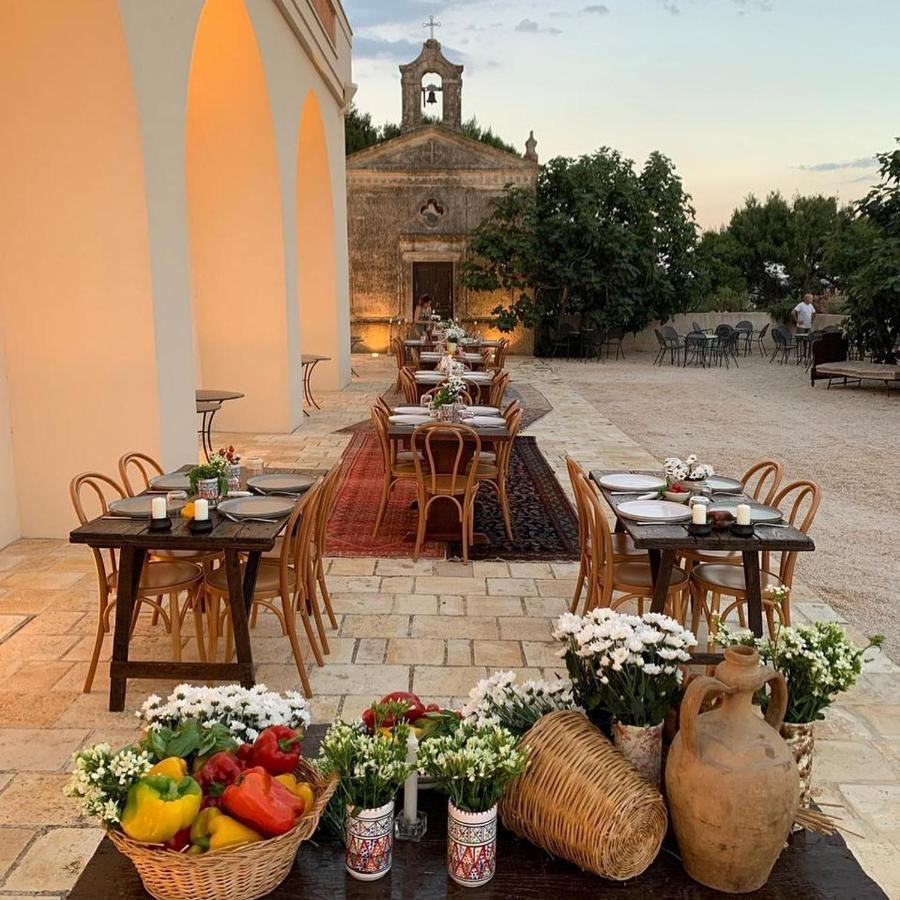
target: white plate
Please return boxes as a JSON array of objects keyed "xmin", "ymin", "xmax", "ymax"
[
  {"xmin": 617, "ymin": 500, "xmax": 692, "ymax": 523},
  {"xmin": 109, "ymin": 496, "xmax": 186, "ymax": 518},
  {"xmin": 599, "ymin": 473, "xmax": 667, "ymax": 492},
  {"xmin": 246, "ymin": 474, "xmax": 315, "ymax": 494},
  {"xmin": 705, "ymin": 476, "xmax": 743, "ymax": 493},
  {"xmin": 460, "ymin": 406, "xmax": 501, "ymax": 416},
  {"xmin": 389, "ymin": 414, "xmax": 431, "ymax": 425},
  {"xmin": 463, "ymin": 373, "xmax": 492, "ymax": 382},
  {"xmin": 708, "ymin": 502, "xmax": 783, "ymax": 524},
  {"xmin": 414, "ymin": 372, "xmax": 444, "ymax": 382},
  {"xmin": 462, "ymin": 415, "xmax": 506, "ymax": 428},
  {"xmin": 392, "ymin": 406, "xmax": 429, "ymax": 415},
  {"xmin": 216, "ymin": 496, "xmax": 295, "ymax": 520},
  {"xmin": 149, "ymin": 473, "xmax": 191, "ymax": 491}
]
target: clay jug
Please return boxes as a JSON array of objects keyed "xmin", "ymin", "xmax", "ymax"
[{"xmin": 666, "ymin": 645, "xmax": 799, "ymax": 894}]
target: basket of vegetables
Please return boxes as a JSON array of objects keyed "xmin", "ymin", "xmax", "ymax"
[{"xmin": 66, "ymin": 685, "xmax": 336, "ymax": 900}]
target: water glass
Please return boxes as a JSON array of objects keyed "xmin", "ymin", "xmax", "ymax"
[{"xmin": 245, "ymin": 457, "xmax": 265, "ymax": 478}]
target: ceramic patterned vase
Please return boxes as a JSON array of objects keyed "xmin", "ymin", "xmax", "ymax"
[
  {"xmin": 613, "ymin": 721, "xmax": 663, "ymax": 788},
  {"xmin": 345, "ymin": 801, "xmax": 394, "ymax": 882},
  {"xmin": 781, "ymin": 721, "xmax": 815, "ymax": 818},
  {"xmin": 225, "ymin": 464, "xmax": 241, "ymax": 492},
  {"xmin": 196, "ymin": 477, "xmax": 220, "ymax": 508},
  {"xmin": 447, "ymin": 802, "xmax": 497, "ymax": 888}
]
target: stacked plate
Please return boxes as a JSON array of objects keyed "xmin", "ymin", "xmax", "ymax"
[
  {"xmin": 705, "ymin": 475, "xmax": 743, "ymax": 493},
  {"xmin": 392, "ymin": 406, "xmax": 429, "ymax": 415},
  {"xmin": 217, "ymin": 496, "xmax": 295, "ymax": 520},
  {"xmin": 598, "ymin": 473, "xmax": 666, "ymax": 492},
  {"xmin": 247, "ymin": 474, "xmax": 315, "ymax": 495},
  {"xmin": 462, "ymin": 415, "xmax": 506, "ymax": 428},
  {"xmin": 149, "ymin": 473, "xmax": 191, "ymax": 492},
  {"xmin": 389, "ymin": 414, "xmax": 431, "ymax": 425},
  {"xmin": 460, "ymin": 405, "xmax": 501, "ymax": 416},
  {"xmin": 617, "ymin": 500, "xmax": 692, "ymax": 523},
  {"xmin": 708, "ymin": 501, "xmax": 783, "ymax": 523},
  {"xmin": 109, "ymin": 496, "xmax": 186, "ymax": 517}
]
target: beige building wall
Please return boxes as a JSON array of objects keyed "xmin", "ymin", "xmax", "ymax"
[{"xmin": 0, "ymin": 336, "xmax": 20, "ymax": 548}]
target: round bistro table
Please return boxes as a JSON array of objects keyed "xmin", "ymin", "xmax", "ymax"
[
  {"xmin": 195, "ymin": 389, "xmax": 244, "ymax": 460},
  {"xmin": 301, "ymin": 354, "xmax": 331, "ymax": 416}
]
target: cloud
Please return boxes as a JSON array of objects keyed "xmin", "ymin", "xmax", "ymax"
[
  {"xmin": 583, "ymin": 3, "xmax": 611, "ymax": 12},
  {"xmin": 515, "ymin": 18, "xmax": 563, "ymax": 34},
  {"xmin": 354, "ymin": 34, "xmax": 467, "ymax": 63},
  {"xmin": 798, "ymin": 157, "xmax": 877, "ymax": 173},
  {"xmin": 343, "ymin": 1, "xmax": 439, "ymax": 30},
  {"xmin": 732, "ymin": 0, "xmax": 773, "ymax": 12},
  {"xmin": 661, "ymin": 2, "xmax": 681, "ymax": 14}
]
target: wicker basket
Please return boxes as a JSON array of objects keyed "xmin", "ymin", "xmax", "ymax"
[
  {"xmin": 499, "ymin": 711, "xmax": 667, "ymax": 881},
  {"xmin": 108, "ymin": 759, "xmax": 337, "ymax": 900}
]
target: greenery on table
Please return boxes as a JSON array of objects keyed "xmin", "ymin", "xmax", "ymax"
[
  {"xmin": 188, "ymin": 459, "xmax": 229, "ymax": 496},
  {"xmin": 417, "ymin": 721, "xmax": 529, "ymax": 813}
]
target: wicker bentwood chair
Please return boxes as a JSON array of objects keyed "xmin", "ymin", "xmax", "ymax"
[
  {"xmin": 391, "ymin": 337, "xmax": 407, "ymax": 391},
  {"xmin": 573, "ymin": 471, "xmax": 689, "ymax": 618},
  {"xmin": 565, "ymin": 457, "xmax": 644, "ymax": 613},
  {"xmin": 488, "ymin": 370, "xmax": 510, "ymax": 408},
  {"xmin": 691, "ymin": 479, "xmax": 821, "ymax": 640},
  {"xmin": 371, "ymin": 405, "xmax": 418, "ymax": 536},
  {"xmin": 398, "ymin": 366, "xmax": 418, "ymax": 404},
  {"xmin": 70, "ymin": 473, "xmax": 206, "ymax": 693},
  {"xmin": 468, "ymin": 407, "xmax": 523, "ymax": 540},
  {"xmin": 411, "ymin": 423, "xmax": 481, "ymax": 564},
  {"xmin": 205, "ymin": 479, "xmax": 326, "ymax": 698}
]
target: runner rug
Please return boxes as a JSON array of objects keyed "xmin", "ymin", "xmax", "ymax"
[{"xmin": 326, "ymin": 433, "xmax": 579, "ymax": 561}]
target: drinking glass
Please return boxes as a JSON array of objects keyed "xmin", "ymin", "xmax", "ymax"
[{"xmin": 245, "ymin": 457, "xmax": 265, "ymax": 478}]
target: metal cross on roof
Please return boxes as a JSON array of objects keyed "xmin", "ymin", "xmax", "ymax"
[{"xmin": 424, "ymin": 16, "xmax": 441, "ymax": 39}]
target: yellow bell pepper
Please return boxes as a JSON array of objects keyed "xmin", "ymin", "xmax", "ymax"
[
  {"xmin": 189, "ymin": 807, "xmax": 263, "ymax": 853},
  {"xmin": 120, "ymin": 775, "xmax": 202, "ymax": 844},
  {"xmin": 274, "ymin": 774, "xmax": 315, "ymax": 816},
  {"xmin": 148, "ymin": 757, "xmax": 188, "ymax": 781}
]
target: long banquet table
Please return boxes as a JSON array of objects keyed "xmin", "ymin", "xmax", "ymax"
[{"xmin": 69, "ymin": 725, "xmax": 886, "ymax": 900}]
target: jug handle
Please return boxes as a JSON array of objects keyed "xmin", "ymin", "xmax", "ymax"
[
  {"xmin": 759, "ymin": 668, "xmax": 788, "ymax": 732},
  {"xmin": 679, "ymin": 676, "xmax": 731, "ymax": 760}
]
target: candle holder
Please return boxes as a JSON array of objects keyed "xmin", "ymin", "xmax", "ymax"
[
  {"xmin": 148, "ymin": 516, "xmax": 172, "ymax": 533},
  {"xmin": 188, "ymin": 517, "xmax": 214, "ymax": 535},
  {"xmin": 730, "ymin": 522, "xmax": 755, "ymax": 538},
  {"xmin": 687, "ymin": 522, "xmax": 712, "ymax": 537},
  {"xmin": 394, "ymin": 810, "xmax": 428, "ymax": 842}
]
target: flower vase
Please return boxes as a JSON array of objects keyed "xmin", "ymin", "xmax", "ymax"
[
  {"xmin": 345, "ymin": 800, "xmax": 394, "ymax": 881},
  {"xmin": 196, "ymin": 477, "xmax": 221, "ymax": 508},
  {"xmin": 225, "ymin": 464, "xmax": 241, "ymax": 492},
  {"xmin": 613, "ymin": 721, "xmax": 663, "ymax": 787},
  {"xmin": 438, "ymin": 404, "xmax": 453, "ymax": 422},
  {"xmin": 447, "ymin": 802, "xmax": 497, "ymax": 888},
  {"xmin": 781, "ymin": 721, "xmax": 815, "ymax": 825}
]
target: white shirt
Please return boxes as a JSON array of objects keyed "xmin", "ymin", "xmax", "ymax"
[{"xmin": 793, "ymin": 301, "xmax": 816, "ymax": 329}]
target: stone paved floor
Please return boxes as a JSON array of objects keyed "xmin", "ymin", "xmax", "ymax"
[{"xmin": 0, "ymin": 354, "xmax": 896, "ymax": 897}]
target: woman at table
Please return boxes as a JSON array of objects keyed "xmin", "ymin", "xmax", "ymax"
[{"xmin": 413, "ymin": 293, "xmax": 434, "ymax": 338}]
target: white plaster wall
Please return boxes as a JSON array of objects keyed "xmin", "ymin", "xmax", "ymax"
[
  {"xmin": 0, "ymin": 332, "xmax": 20, "ymax": 548},
  {"xmin": 118, "ymin": 0, "xmax": 205, "ymax": 468}
]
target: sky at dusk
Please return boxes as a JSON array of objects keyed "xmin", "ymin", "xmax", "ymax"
[{"xmin": 341, "ymin": 0, "xmax": 899, "ymax": 229}]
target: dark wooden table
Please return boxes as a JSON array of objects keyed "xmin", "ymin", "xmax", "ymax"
[
  {"xmin": 194, "ymin": 389, "xmax": 244, "ymax": 460},
  {"xmin": 389, "ymin": 420, "xmax": 511, "ymax": 544},
  {"xmin": 301, "ymin": 354, "xmax": 331, "ymax": 415},
  {"xmin": 69, "ymin": 725, "xmax": 886, "ymax": 900},
  {"xmin": 418, "ymin": 352, "xmax": 486, "ymax": 372},
  {"xmin": 69, "ymin": 466, "xmax": 320, "ymax": 712},
  {"xmin": 590, "ymin": 470, "xmax": 815, "ymax": 666}
]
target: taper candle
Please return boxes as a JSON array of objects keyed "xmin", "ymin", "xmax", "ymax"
[{"xmin": 403, "ymin": 732, "xmax": 418, "ymax": 824}]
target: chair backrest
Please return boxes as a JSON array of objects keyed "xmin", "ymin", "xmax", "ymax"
[
  {"xmin": 495, "ymin": 408, "xmax": 523, "ymax": 476},
  {"xmin": 575, "ymin": 472, "xmax": 615, "ymax": 608},
  {"xmin": 421, "ymin": 385, "xmax": 473, "ymax": 406},
  {"xmin": 771, "ymin": 326, "xmax": 786, "ymax": 347},
  {"xmin": 489, "ymin": 371, "xmax": 509, "ymax": 408},
  {"xmin": 715, "ymin": 323, "xmax": 733, "ymax": 337},
  {"xmin": 654, "ymin": 328, "xmax": 668, "ymax": 349},
  {"xmin": 411, "ymin": 423, "xmax": 480, "ymax": 497},
  {"xmin": 391, "ymin": 337, "xmax": 406, "ymax": 371},
  {"xmin": 758, "ymin": 322, "xmax": 770, "ymax": 340},
  {"xmin": 735, "ymin": 320, "xmax": 753, "ymax": 333},
  {"xmin": 398, "ymin": 367, "xmax": 418, "ymax": 404},
  {"xmin": 118, "ymin": 451, "xmax": 164, "ymax": 497},
  {"xmin": 314, "ymin": 462, "xmax": 343, "ymax": 557},
  {"xmin": 371, "ymin": 406, "xmax": 394, "ymax": 470},
  {"xmin": 502, "ymin": 399, "xmax": 521, "ymax": 422},
  {"xmin": 281, "ymin": 478, "xmax": 323, "ymax": 597},
  {"xmin": 661, "ymin": 325, "xmax": 680, "ymax": 346},
  {"xmin": 685, "ymin": 331, "xmax": 706, "ymax": 349},
  {"xmin": 374, "ymin": 395, "xmax": 393, "ymax": 415},
  {"xmin": 692, "ymin": 321, "xmax": 704, "ymax": 334},
  {"xmin": 741, "ymin": 459, "xmax": 783, "ymax": 505},
  {"xmin": 70, "ymin": 472, "xmax": 127, "ymax": 589},
  {"xmin": 494, "ymin": 339, "xmax": 510, "ymax": 370},
  {"xmin": 564, "ymin": 456, "xmax": 589, "ymax": 554},
  {"xmin": 772, "ymin": 479, "xmax": 822, "ymax": 587}
]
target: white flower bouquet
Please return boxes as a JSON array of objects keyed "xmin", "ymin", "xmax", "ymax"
[
  {"xmin": 462, "ymin": 671, "xmax": 580, "ymax": 736},
  {"xmin": 664, "ymin": 454, "xmax": 714, "ymax": 483},
  {"xmin": 714, "ymin": 612, "xmax": 884, "ymax": 724},
  {"xmin": 65, "ymin": 743, "xmax": 154, "ymax": 825},
  {"xmin": 138, "ymin": 683, "xmax": 311, "ymax": 742},
  {"xmin": 553, "ymin": 610, "xmax": 696, "ymax": 727},
  {"xmin": 417, "ymin": 721, "xmax": 529, "ymax": 813},
  {"xmin": 429, "ymin": 374, "xmax": 467, "ymax": 408}
]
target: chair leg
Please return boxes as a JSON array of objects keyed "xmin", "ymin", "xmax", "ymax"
[
  {"xmin": 306, "ymin": 568, "xmax": 330, "ymax": 655},
  {"xmin": 280, "ymin": 594, "xmax": 313, "ymax": 697},
  {"xmin": 498, "ymin": 480, "xmax": 513, "ymax": 540},
  {"xmin": 296, "ymin": 587, "xmax": 325, "ymax": 667},
  {"xmin": 169, "ymin": 593, "xmax": 182, "ymax": 661},
  {"xmin": 413, "ymin": 493, "xmax": 427, "ymax": 561},
  {"xmin": 316, "ymin": 558, "xmax": 338, "ymax": 629},
  {"xmin": 83, "ymin": 602, "xmax": 109, "ymax": 693},
  {"xmin": 372, "ymin": 473, "xmax": 392, "ymax": 537},
  {"xmin": 190, "ymin": 589, "xmax": 207, "ymax": 662},
  {"xmin": 571, "ymin": 558, "xmax": 586, "ymax": 613}
]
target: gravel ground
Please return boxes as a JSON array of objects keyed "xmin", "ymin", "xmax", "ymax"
[{"xmin": 568, "ymin": 351, "xmax": 900, "ymax": 658}]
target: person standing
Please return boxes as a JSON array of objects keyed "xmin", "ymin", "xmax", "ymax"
[
  {"xmin": 792, "ymin": 294, "xmax": 817, "ymax": 333},
  {"xmin": 413, "ymin": 294, "xmax": 434, "ymax": 338}
]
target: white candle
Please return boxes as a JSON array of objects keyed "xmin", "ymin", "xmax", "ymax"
[
  {"xmin": 151, "ymin": 496, "xmax": 167, "ymax": 520},
  {"xmin": 736, "ymin": 504, "xmax": 752, "ymax": 526},
  {"xmin": 403, "ymin": 732, "xmax": 418, "ymax": 824},
  {"xmin": 194, "ymin": 498, "xmax": 209, "ymax": 521},
  {"xmin": 692, "ymin": 503, "xmax": 707, "ymax": 525}
]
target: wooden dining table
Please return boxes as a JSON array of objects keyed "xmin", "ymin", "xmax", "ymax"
[
  {"xmin": 417, "ymin": 351, "xmax": 485, "ymax": 372},
  {"xmin": 414, "ymin": 371, "xmax": 496, "ymax": 403},
  {"xmin": 590, "ymin": 469, "xmax": 815, "ymax": 666},
  {"xmin": 69, "ymin": 465, "xmax": 321, "ymax": 711},
  {"xmin": 389, "ymin": 417, "xmax": 511, "ymax": 544}
]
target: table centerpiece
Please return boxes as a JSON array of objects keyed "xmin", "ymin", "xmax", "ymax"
[
  {"xmin": 664, "ymin": 454, "xmax": 715, "ymax": 493},
  {"xmin": 188, "ymin": 453, "xmax": 230, "ymax": 506}
]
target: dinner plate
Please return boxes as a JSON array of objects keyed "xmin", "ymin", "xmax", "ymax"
[
  {"xmin": 460, "ymin": 405, "xmax": 501, "ymax": 416},
  {"xmin": 598, "ymin": 473, "xmax": 667, "ymax": 492},
  {"xmin": 617, "ymin": 500, "xmax": 692, "ymax": 523},
  {"xmin": 149, "ymin": 473, "xmax": 191, "ymax": 491},
  {"xmin": 708, "ymin": 502, "xmax": 783, "ymax": 524},
  {"xmin": 108, "ymin": 496, "xmax": 186, "ymax": 518},
  {"xmin": 216, "ymin": 496, "xmax": 295, "ymax": 520},
  {"xmin": 246, "ymin": 474, "xmax": 315, "ymax": 494},
  {"xmin": 414, "ymin": 372, "xmax": 444, "ymax": 382},
  {"xmin": 462, "ymin": 415, "xmax": 506, "ymax": 428},
  {"xmin": 462, "ymin": 373, "xmax": 492, "ymax": 383},
  {"xmin": 389, "ymin": 414, "xmax": 432, "ymax": 425},
  {"xmin": 705, "ymin": 475, "xmax": 743, "ymax": 493},
  {"xmin": 393, "ymin": 406, "xmax": 429, "ymax": 415}
]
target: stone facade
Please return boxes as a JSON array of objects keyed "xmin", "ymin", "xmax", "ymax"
[{"xmin": 347, "ymin": 40, "xmax": 539, "ymax": 354}]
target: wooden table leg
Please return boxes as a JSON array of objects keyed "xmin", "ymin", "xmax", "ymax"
[
  {"xmin": 742, "ymin": 550, "xmax": 764, "ymax": 637},
  {"xmin": 224, "ymin": 549, "xmax": 260, "ymax": 688},
  {"xmin": 649, "ymin": 549, "xmax": 676, "ymax": 615},
  {"xmin": 109, "ymin": 547, "xmax": 146, "ymax": 712}
]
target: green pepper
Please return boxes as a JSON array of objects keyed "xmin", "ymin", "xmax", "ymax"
[{"xmin": 121, "ymin": 775, "xmax": 202, "ymax": 844}]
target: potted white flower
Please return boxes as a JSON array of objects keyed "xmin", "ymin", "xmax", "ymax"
[
  {"xmin": 553, "ymin": 609, "xmax": 696, "ymax": 786},
  {"xmin": 714, "ymin": 599, "xmax": 883, "ymax": 812},
  {"xmin": 318, "ymin": 704, "xmax": 415, "ymax": 882},
  {"xmin": 418, "ymin": 721, "xmax": 529, "ymax": 888},
  {"xmin": 664, "ymin": 454, "xmax": 714, "ymax": 492},
  {"xmin": 428, "ymin": 375, "xmax": 467, "ymax": 420}
]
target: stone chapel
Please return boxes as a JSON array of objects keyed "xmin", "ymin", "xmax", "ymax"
[{"xmin": 346, "ymin": 36, "xmax": 539, "ymax": 353}]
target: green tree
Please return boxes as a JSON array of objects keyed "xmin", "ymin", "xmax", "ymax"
[{"xmin": 344, "ymin": 104, "xmax": 380, "ymax": 154}]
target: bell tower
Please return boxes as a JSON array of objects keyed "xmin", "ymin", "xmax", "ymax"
[{"xmin": 400, "ymin": 22, "xmax": 463, "ymax": 133}]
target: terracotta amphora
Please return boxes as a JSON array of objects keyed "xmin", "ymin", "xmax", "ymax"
[{"xmin": 666, "ymin": 645, "xmax": 799, "ymax": 894}]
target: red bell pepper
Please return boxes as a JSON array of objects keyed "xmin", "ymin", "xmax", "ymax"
[
  {"xmin": 220, "ymin": 767, "xmax": 304, "ymax": 836},
  {"xmin": 250, "ymin": 726, "xmax": 302, "ymax": 775},
  {"xmin": 196, "ymin": 751, "xmax": 244, "ymax": 798},
  {"xmin": 163, "ymin": 827, "xmax": 191, "ymax": 853},
  {"xmin": 236, "ymin": 742, "xmax": 255, "ymax": 766}
]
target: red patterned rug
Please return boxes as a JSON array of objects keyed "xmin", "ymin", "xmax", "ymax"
[{"xmin": 326, "ymin": 433, "xmax": 579, "ymax": 561}]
